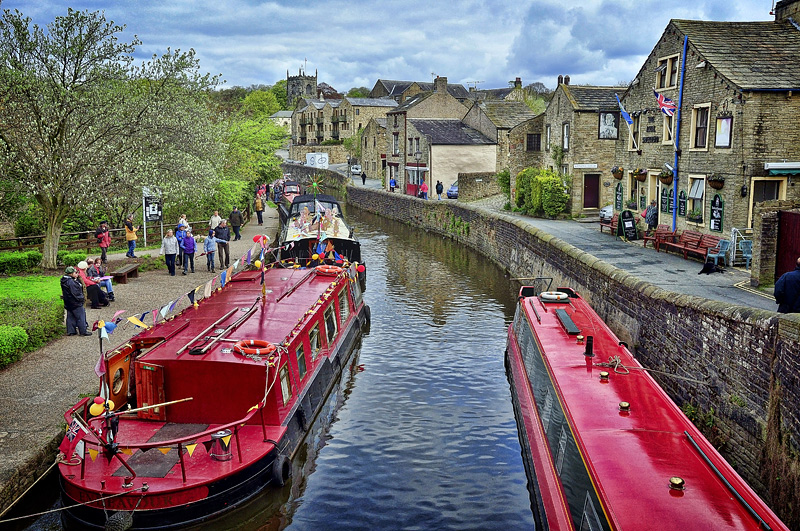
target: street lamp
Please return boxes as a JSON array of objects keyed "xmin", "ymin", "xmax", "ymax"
[
  {"xmin": 414, "ymin": 151, "xmax": 422, "ymax": 197},
  {"xmin": 346, "ymin": 154, "xmax": 351, "ymax": 182}
]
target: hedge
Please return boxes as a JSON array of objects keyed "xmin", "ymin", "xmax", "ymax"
[
  {"xmin": 0, "ymin": 297, "xmax": 64, "ymax": 356},
  {"xmin": 0, "ymin": 250, "xmax": 42, "ymax": 274},
  {"xmin": 0, "ymin": 325, "xmax": 29, "ymax": 369}
]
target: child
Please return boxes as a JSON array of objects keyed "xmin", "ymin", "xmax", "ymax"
[
  {"xmin": 203, "ymin": 229, "xmax": 224, "ymax": 272},
  {"xmin": 175, "ymin": 225, "xmax": 187, "ymax": 266},
  {"xmin": 181, "ymin": 228, "xmax": 196, "ymax": 275}
]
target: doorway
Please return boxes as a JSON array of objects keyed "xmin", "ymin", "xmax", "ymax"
[{"xmin": 583, "ymin": 174, "xmax": 600, "ymax": 209}]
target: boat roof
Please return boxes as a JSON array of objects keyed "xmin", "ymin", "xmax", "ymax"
[{"xmin": 517, "ymin": 290, "xmax": 786, "ymax": 530}]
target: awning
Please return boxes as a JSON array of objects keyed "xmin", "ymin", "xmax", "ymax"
[
  {"xmin": 764, "ymin": 162, "xmax": 800, "ymax": 175},
  {"xmin": 768, "ymin": 169, "xmax": 800, "ymax": 176}
]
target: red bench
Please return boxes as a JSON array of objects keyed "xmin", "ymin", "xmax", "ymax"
[
  {"xmin": 642, "ymin": 224, "xmax": 675, "ymax": 251},
  {"xmin": 660, "ymin": 230, "xmax": 703, "ymax": 259},
  {"xmin": 599, "ymin": 213, "xmax": 619, "ymax": 235},
  {"xmin": 692, "ymin": 234, "xmax": 722, "ymax": 261}
]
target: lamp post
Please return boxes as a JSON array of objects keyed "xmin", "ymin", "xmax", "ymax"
[
  {"xmin": 414, "ymin": 151, "xmax": 422, "ymax": 196},
  {"xmin": 346, "ymin": 154, "xmax": 351, "ymax": 183}
]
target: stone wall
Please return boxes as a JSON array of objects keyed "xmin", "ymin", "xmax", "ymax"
[
  {"xmin": 280, "ymin": 163, "xmax": 348, "ymax": 195},
  {"xmin": 288, "ymin": 144, "xmax": 350, "ymax": 165},
  {"xmin": 753, "ymin": 200, "xmax": 800, "ymax": 286},
  {"xmin": 457, "ymin": 172, "xmax": 500, "ymax": 202},
  {"xmin": 347, "ymin": 185, "xmax": 800, "ymax": 524}
]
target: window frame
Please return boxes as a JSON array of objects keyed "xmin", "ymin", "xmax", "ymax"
[
  {"xmin": 691, "ymin": 104, "xmax": 711, "ymax": 150},
  {"xmin": 324, "ymin": 305, "xmax": 338, "ymax": 345},
  {"xmin": 279, "ymin": 364, "xmax": 292, "ymax": 406},
  {"xmin": 309, "ymin": 324, "xmax": 321, "ymax": 361},
  {"xmin": 662, "ymin": 113, "xmax": 675, "ymax": 145},
  {"xmin": 392, "ymin": 133, "xmax": 399, "ymax": 155},
  {"xmin": 545, "ymin": 124, "xmax": 551, "ymax": 151},
  {"xmin": 526, "ymin": 133, "xmax": 541, "ymax": 152},
  {"xmin": 562, "ymin": 122, "xmax": 570, "ymax": 151},
  {"xmin": 687, "ymin": 175, "xmax": 706, "ymax": 223},
  {"xmin": 628, "ymin": 114, "xmax": 640, "ymax": 151},
  {"xmin": 656, "ymin": 54, "xmax": 680, "ymax": 89},
  {"xmin": 339, "ymin": 289, "xmax": 349, "ymax": 324},
  {"xmin": 295, "ymin": 342, "xmax": 307, "ymax": 381},
  {"xmin": 714, "ymin": 116, "xmax": 733, "ymax": 149}
]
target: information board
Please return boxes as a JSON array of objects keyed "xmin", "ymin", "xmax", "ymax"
[
  {"xmin": 660, "ymin": 188, "xmax": 670, "ymax": 213},
  {"xmin": 615, "ymin": 183, "xmax": 623, "ymax": 211},
  {"xmin": 710, "ymin": 194, "xmax": 724, "ymax": 232},
  {"xmin": 678, "ymin": 191, "xmax": 687, "ymax": 217},
  {"xmin": 144, "ymin": 196, "xmax": 162, "ymax": 222},
  {"xmin": 620, "ymin": 210, "xmax": 638, "ymax": 241}
]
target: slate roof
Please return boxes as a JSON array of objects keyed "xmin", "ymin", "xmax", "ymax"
[
  {"xmin": 474, "ymin": 100, "xmax": 536, "ymax": 128},
  {"xmin": 672, "ymin": 19, "xmax": 800, "ymax": 90},
  {"xmin": 345, "ymin": 97, "xmax": 398, "ymax": 108},
  {"xmin": 374, "ymin": 80, "xmax": 415, "ymax": 97},
  {"xmin": 409, "ymin": 119, "xmax": 494, "ymax": 145},
  {"xmin": 390, "ymin": 92, "xmax": 431, "ymax": 112},
  {"xmin": 414, "ymin": 81, "xmax": 470, "ymax": 100},
  {"xmin": 471, "ymin": 87, "xmax": 514, "ymax": 100},
  {"xmin": 561, "ymin": 86, "xmax": 620, "ymax": 111}
]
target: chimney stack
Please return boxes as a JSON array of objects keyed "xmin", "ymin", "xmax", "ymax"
[
  {"xmin": 434, "ymin": 76, "xmax": 448, "ymax": 94},
  {"xmin": 514, "ymin": 77, "xmax": 522, "ymax": 88},
  {"xmin": 558, "ymin": 75, "xmax": 564, "ymax": 85},
  {"xmin": 564, "ymin": 75, "xmax": 570, "ymax": 85},
  {"xmin": 774, "ymin": 0, "xmax": 800, "ymax": 21}
]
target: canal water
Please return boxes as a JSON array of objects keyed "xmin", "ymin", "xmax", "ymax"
[{"xmin": 15, "ymin": 206, "xmax": 534, "ymax": 530}]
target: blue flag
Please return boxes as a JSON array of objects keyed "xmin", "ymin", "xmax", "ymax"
[{"xmin": 615, "ymin": 93, "xmax": 633, "ymax": 125}]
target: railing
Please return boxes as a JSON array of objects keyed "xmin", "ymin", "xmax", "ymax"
[{"xmin": 730, "ymin": 227, "xmax": 752, "ymax": 266}]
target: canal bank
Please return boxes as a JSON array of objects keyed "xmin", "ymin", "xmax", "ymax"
[{"xmin": 346, "ymin": 185, "xmax": 800, "ymax": 526}]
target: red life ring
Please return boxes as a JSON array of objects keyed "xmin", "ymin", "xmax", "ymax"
[
  {"xmin": 316, "ymin": 265, "xmax": 344, "ymax": 276},
  {"xmin": 234, "ymin": 340, "xmax": 276, "ymax": 356}
]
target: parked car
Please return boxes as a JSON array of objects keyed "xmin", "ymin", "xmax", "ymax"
[
  {"xmin": 599, "ymin": 205, "xmax": 614, "ymax": 222},
  {"xmin": 446, "ymin": 181, "xmax": 458, "ymax": 199},
  {"xmin": 350, "ymin": 164, "xmax": 362, "ymax": 175}
]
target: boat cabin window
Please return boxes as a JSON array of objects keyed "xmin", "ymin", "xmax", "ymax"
[
  {"xmin": 279, "ymin": 364, "xmax": 292, "ymax": 405},
  {"xmin": 309, "ymin": 325, "xmax": 321, "ymax": 361},
  {"xmin": 338, "ymin": 290, "xmax": 349, "ymax": 324},
  {"xmin": 296, "ymin": 343, "xmax": 307, "ymax": 380},
  {"xmin": 290, "ymin": 199, "xmax": 339, "ymax": 218},
  {"xmin": 324, "ymin": 305, "xmax": 338, "ymax": 344},
  {"xmin": 350, "ymin": 270, "xmax": 364, "ymax": 306}
]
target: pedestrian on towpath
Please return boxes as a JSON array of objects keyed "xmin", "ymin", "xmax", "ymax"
[
  {"xmin": 181, "ymin": 228, "xmax": 196, "ymax": 275},
  {"xmin": 61, "ymin": 267, "xmax": 91, "ymax": 336},
  {"xmin": 775, "ymin": 256, "xmax": 800, "ymax": 313},
  {"xmin": 435, "ymin": 180, "xmax": 444, "ymax": 200},
  {"xmin": 229, "ymin": 207, "xmax": 244, "ymax": 241},
  {"xmin": 160, "ymin": 229, "xmax": 179, "ymax": 276}
]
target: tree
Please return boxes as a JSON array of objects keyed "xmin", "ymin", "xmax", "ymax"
[
  {"xmin": 241, "ymin": 90, "xmax": 280, "ymax": 119},
  {"xmin": 342, "ymin": 128, "xmax": 363, "ymax": 161},
  {"xmin": 269, "ymin": 79, "xmax": 288, "ymax": 110},
  {"xmin": 0, "ymin": 8, "xmax": 222, "ymax": 268},
  {"xmin": 346, "ymin": 86, "xmax": 370, "ymax": 98}
]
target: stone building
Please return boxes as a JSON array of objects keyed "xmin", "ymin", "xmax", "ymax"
[
  {"xmin": 508, "ymin": 114, "xmax": 545, "ymax": 198},
  {"xmin": 462, "ymin": 100, "xmax": 537, "ymax": 173},
  {"xmin": 543, "ymin": 77, "xmax": 621, "ymax": 216},
  {"xmin": 615, "ymin": 5, "xmax": 800, "ymax": 251},
  {"xmin": 337, "ymin": 97, "xmax": 398, "ymax": 137},
  {"xmin": 362, "ymin": 118, "xmax": 388, "ymax": 181},
  {"xmin": 369, "ymin": 78, "xmax": 470, "ymax": 104},
  {"xmin": 468, "ymin": 77, "xmax": 527, "ymax": 102},
  {"xmin": 287, "ymin": 68, "xmax": 317, "ymax": 109},
  {"xmin": 384, "ymin": 77, "xmax": 472, "ymax": 195}
]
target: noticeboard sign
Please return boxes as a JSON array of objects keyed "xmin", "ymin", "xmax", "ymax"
[
  {"xmin": 710, "ymin": 194, "xmax": 724, "ymax": 232},
  {"xmin": 678, "ymin": 191, "xmax": 687, "ymax": 217},
  {"xmin": 144, "ymin": 196, "xmax": 162, "ymax": 222},
  {"xmin": 615, "ymin": 182, "xmax": 623, "ymax": 211}
]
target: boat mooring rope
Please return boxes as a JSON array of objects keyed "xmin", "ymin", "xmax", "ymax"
[{"xmin": 594, "ymin": 356, "xmax": 708, "ymax": 385}]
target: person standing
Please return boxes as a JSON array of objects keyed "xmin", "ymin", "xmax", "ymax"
[
  {"xmin": 215, "ymin": 220, "xmax": 231, "ymax": 269},
  {"xmin": 95, "ymin": 221, "xmax": 110, "ymax": 264},
  {"xmin": 775, "ymin": 257, "xmax": 800, "ymax": 313},
  {"xmin": 229, "ymin": 207, "xmax": 244, "ymax": 241},
  {"xmin": 254, "ymin": 195, "xmax": 264, "ymax": 226},
  {"xmin": 420, "ymin": 181, "xmax": 429, "ymax": 200},
  {"xmin": 209, "ymin": 210, "xmax": 222, "ymax": 230},
  {"xmin": 435, "ymin": 180, "xmax": 444, "ymax": 200},
  {"xmin": 174, "ymin": 224, "xmax": 187, "ymax": 267},
  {"xmin": 88, "ymin": 258, "xmax": 114, "ymax": 301},
  {"xmin": 361, "ymin": 171, "xmax": 367, "ymax": 185},
  {"xmin": 124, "ymin": 214, "xmax": 138, "ymax": 258},
  {"xmin": 177, "ymin": 214, "xmax": 189, "ymax": 230},
  {"xmin": 160, "ymin": 229, "xmax": 179, "ymax": 276},
  {"xmin": 389, "ymin": 177, "xmax": 396, "ymax": 192},
  {"xmin": 181, "ymin": 228, "xmax": 196, "ymax": 275},
  {"xmin": 61, "ymin": 267, "xmax": 91, "ymax": 336},
  {"xmin": 203, "ymin": 229, "xmax": 225, "ymax": 272},
  {"xmin": 644, "ymin": 200, "xmax": 658, "ymax": 233}
]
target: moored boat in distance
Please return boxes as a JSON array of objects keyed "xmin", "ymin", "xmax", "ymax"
[
  {"xmin": 505, "ymin": 281, "xmax": 788, "ymax": 530},
  {"xmin": 58, "ymin": 258, "xmax": 369, "ymax": 529}
]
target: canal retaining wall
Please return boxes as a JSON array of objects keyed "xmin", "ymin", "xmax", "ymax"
[{"xmin": 347, "ymin": 185, "xmax": 800, "ymax": 527}]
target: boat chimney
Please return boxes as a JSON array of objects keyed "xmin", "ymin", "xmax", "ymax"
[{"xmin": 584, "ymin": 336, "xmax": 594, "ymax": 357}]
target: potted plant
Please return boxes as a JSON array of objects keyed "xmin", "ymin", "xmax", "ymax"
[
  {"xmin": 687, "ymin": 208, "xmax": 703, "ymax": 223},
  {"xmin": 633, "ymin": 168, "xmax": 647, "ymax": 182},
  {"xmin": 625, "ymin": 199, "xmax": 638, "ymax": 210},
  {"xmin": 708, "ymin": 174, "xmax": 725, "ymax": 190},
  {"xmin": 611, "ymin": 166, "xmax": 624, "ymax": 179},
  {"xmin": 658, "ymin": 169, "xmax": 673, "ymax": 185}
]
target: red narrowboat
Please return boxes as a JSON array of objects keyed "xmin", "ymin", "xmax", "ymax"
[
  {"xmin": 58, "ymin": 262, "xmax": 369, "ymax": 529},
  {"xmin": 505, "ymin": 282, "xmax": 788, "ymax": 530}
]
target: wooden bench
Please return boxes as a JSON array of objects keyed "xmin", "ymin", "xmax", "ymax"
[
  {"xmin": 692, "ymin": 234, "xmax": 722, "ymax": 261},
  {"xmin": 599, "ymin": 213, "xmax": 619, "ymax": 235},
  {"xmin": 659, "ymin": 230, "xmax": 703, "ymax": 259},
  {"xmin": 111, "ymin": 263, "xmax": 140, "ymax": 284},
  {"xmin": 642, "ymin": 224, "xmax": 675, "ymax": 251}
]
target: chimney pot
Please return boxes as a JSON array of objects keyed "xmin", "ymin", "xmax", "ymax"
[
  {"xmin": 564, "ymin": 75, "xmax": 570, "ymax": 85},
  {"xmin": 558, "ymin": 75, "xmax": 564, "ymax": 85}
]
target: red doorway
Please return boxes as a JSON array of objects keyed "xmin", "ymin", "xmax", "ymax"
[{"xmin": 583, "ymin": 174, "xmax": 600, "ymax": 209}]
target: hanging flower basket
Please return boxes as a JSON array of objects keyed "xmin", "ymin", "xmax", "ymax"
[
  {"xmin": 611, "ymin": 166, "xmax": 624, "ymax": 179},
  {"xmin": 658, "ymin": 170, "xmax": 673, "ymax": 185},
  {"xmin": 708, "ymin": 175, "xmax": 725, "ymax": 190},
  {"xmin": 634, "ymin": 172, "xmax": 647, "ymax": 183}
]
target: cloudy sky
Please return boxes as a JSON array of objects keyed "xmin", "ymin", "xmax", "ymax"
[{"xmin": 3, "ymin": 0, "xmax": 775, "ymax": 93}]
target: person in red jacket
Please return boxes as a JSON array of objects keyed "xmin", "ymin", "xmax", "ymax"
[{"xmin": 95, "ymin": 221, "xmax": 111, "ymax": 264}]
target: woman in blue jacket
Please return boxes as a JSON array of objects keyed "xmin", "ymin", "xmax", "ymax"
[{"xmin": 180, "ymin": 228, "xmax": 196, "ymax": 275}]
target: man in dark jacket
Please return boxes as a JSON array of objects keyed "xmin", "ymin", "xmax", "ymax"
[
  {"xmin": 215, "ymin": 220, "xmax": 231, "ymax": 269},
  {"xmin": 775, "ymin": 257, "xmax": 800, "ymax": 313},
  {"xmin": 435, "ymin": 180, "xmax": 444, "ymax": 200},
  {"xmin": 61, "ymin": 267, "xmax": 91, "ymax": 336},
  {"xmin": 229, "ymin": 207, "xmax": 244, "ymax": 241}
]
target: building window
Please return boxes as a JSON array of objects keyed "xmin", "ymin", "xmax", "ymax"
[
  {"xmin": 662, "ymin": 114, "xmax": 675, "ymax": 145},
  {"xmin": 526, "ymin": 133, "xmax": 541, "ymax": 151},
  {"xmin": 691, "ymin": 104, "xmax": 711, "ymax": 149},
  {"xmin": 309, "ymin": 325, "xmax": 320, "ymax": 361},
  {"xmin": 393, "ymin": 133, "xmax": 399, "ymax": 155},
  {"xmin": 356, "ymin": 108, "xmax": 360, "ymax": 115},
  {"xmin": 393, "ymin": 114, "xmax": 398, "ymax": 127},
  {"xmin": 545, "ymin": 125, "xmax": 551, "ymax": 151},
  {"xmin": 409, "ymin": 138, "xmax": 414, "ymax": 152},
  {"xmin": 415, "ymin": 138, "xmax": 420, "ymax": 152},
  {"xmin": 688, "ymin": 176, "xmax": 705, "ymax": 221},
  {"xmin": 296, "ymin": 343, "xmax": 307, "ymax": 380},
  {"xmin": 279, "ymin": 364, "xmax": 292, "ymax": 405},
  {"xmin": 628, "ymin": 114, "xmax": 640, "ymax": 151},
  {"xmin": 656, "ymin": 54, "xmax": 680, "ymax": 89},
  {"xmin": 562, "ymin": 123, "xmax": 569, "ymax": 151},
  {"xmin": 324, "ymin": 305, "xmax": 338, "ymax": 343},
  {"xmin": 715, "ymin": 116, "xmax": 733, "ymax": 148}
]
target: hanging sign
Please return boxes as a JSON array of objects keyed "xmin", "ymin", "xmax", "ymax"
[
  {"xmin": 660, "ymin": 188, "xmax": 670, "ymax": 213},
  {"xmin": 709, "ymin": 194, "xmax": 724, "ymax": 232},
  {"xmin": 144, "ymin": 196, "xmax": 162, "ymax": 222},
  {"xmin": 678, "ymin": 191, "xmax": 687, "ymax": 217},
  {"xmin": 615, "ymin": 182, "xmax": 623, "ymax": 211}
]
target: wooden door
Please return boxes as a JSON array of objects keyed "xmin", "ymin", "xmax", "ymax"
[
  {"xmin": 135, "ymin": 362, "xmax": 166, "ymax": 420},
  {"xmin": 777, "ymin": 211, "xmax": 800, "ymax": 278},
  {"xmin": 583, "ymin": 174, "xmax": 600, "ymax": 209}
]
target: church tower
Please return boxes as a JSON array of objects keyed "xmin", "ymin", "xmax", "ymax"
[{"xmin": 287, "ymin": 68, "xmax": 318, "ymax": 108}]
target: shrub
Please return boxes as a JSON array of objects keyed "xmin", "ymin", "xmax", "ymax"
[
  {"xmin": 515, "ymin": 169, "xmax": 529, "ymax": 209},
  {"xmin": 0, "ymin": 325, "xmax": 28, "ymax": 369},
  {"xmin": 496, "ymin": 169, "xmax": 510, "ymax": 196},
  {"xmin": 0, "ymin": 297, "xmax": 64, "ymax": 354},
  {"xmin": 541, "ymin": 175, "xmax": 570, "ymax": 218},
  {"xmin": 0, "ymin": 250, "xmax": 43, "ymax": 274},
  {"xmin": 57, "ymin": 251, "xmax": 87, "ymax": 267}
]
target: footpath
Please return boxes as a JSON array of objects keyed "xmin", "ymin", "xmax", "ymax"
[{"xmin": 0, "ymin": 211, "xmax": 278, "ymax": 519}]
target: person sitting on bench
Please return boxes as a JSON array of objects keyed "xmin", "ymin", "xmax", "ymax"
[
  {"xmin": 88, "ymin": 257, "xmax": 114, "ymax": 301},
  {"xmin": 77, "ymin": 260, "xmax": 109, "ymax": 309}
]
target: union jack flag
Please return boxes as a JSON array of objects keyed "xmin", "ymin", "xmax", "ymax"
[
  {"xmin": 654, "ymin": 90, "xmax": 677, "ymax": 117},
  {"xmin": 59, "ymin": 419, "xmax": 87, "ymax": 457}
]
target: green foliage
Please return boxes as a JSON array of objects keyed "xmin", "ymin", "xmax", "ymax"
[
  {"xmin": 496, "ymin": 169, "xmax": 510, "ymax": 196},
  {"xmin": 0, "ymin": 251, "xmax": 43, "ymax": 274},
  {"xmin": 551, "ymin": 145, "xmax": 565, "ymax": 169},
  {"xmin": 242, "ymin": 90, "xmax": 280, "ymax": 119},
  {"xmin": 320, "ymin": 139, "xmax": 343, "ymax": 145},
  {"xmin": 541, "ymin": 174, "xmax": 570, "ymax": 218},
  {"xmin": 57, "ymin": 251, "xmax": 87, "ymax": 267},
  {"xmin": 0, "ymin": 294, "xmax": 64, "ymax": 360},
  {"xmin": 515, "ymin": 169, "xmax": 532, "ymax": 209},
  {"xmin": 347, "ymin": 87, "xmax": 370, "ymax": 98},
  {"xmin": 342, "ymin": 128, "xmax": 363, "ymax": 160},
  {"xmin": 514, "ymin": 167, "xmax": 569, "ymax": 218},
  {"xmin": 0, "ymin": 325, "xmax": 28, "ymax": 369},
  {"xmin": 269, "ymin": 80, "xmax": 288, "ymax": 110},
  {"xmin": 13, "ymin": 204, "xmax": 46, "ymax": 238}
]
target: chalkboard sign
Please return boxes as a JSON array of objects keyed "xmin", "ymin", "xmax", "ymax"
[
  {"xmin": 615, "ymin": 183, "xmax": 623, "ymax": 211},
  {"xmin": 620, "ymin": 210, "xmax": 638, "ymax": 241},
  {"xmin": 669, "ymin": 193, "xmax": 674, "ymax": 214},
  {"xmin": 710, "ymin": 194, "xmax": 724, "ymax": 232},
  {"xmin": 678, "ymin": 191, "xmax": 687, "ymax": 217},
  {"xmin": 660, "ymin": 188, "xmax": 670, "ymax": 213}
]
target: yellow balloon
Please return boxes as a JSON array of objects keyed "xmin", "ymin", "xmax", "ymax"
[
  {"xmin": 254, "ymin": 260, "xmax": 262, "ymax": 269},
  {"xmin": 106, "ymin": 400, "xmax": 115, "ymax": 410},
  {"xmin": 312, "ymin": 254, "xmax": 319, "ymax": 260},
  {"xmin": 89, "ymin": 403, "xmax": 104, "ymax": 416},
  {"xmin": 98, "ymin": 320, "xmax": 105, "ymax": 328}
]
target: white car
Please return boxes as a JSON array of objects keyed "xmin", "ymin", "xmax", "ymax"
[
  {"xmin": 599, "ymin": 205, "xmax": 614, "ymax": 222},
  {"xmin": 350, "ymin": 164, "xmax": 362, "ymax": 175}
]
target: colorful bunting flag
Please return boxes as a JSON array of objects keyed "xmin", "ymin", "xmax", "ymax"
[
  {"xmin": 246, "ymin": 249, "xmax": 252, "ymax": 264},
  {"xmin": 87, "ymin": 448, "xmax": 98, "ymax": 461},
  {"xmin": 99, "ymin": 326, "xmax": 109, "ymax": 341},
  {"xmin": 204, "ymin": 279, "xmax": 213, "ymax": 298},
  {"xmin": 186, "ymin": 443, "xmax": 197, "ymax": 457},
  {"xmin": 170, "ymin": 296, "xmax": 182, "ymax": 312},
  {"xmin": 94, "ymin": 351, "xmax": 106, "ymax": 378},
  {"xmin": 152, "ymin": 309, "xmax": 159, "ymax": 326},
  {"xmin": 187, "ymin": 290, "xmax": 195, "ymax": 305},
  {"xmin": 120, "ymin": 448, "xmax": 133, "ymax": 455},
  {"xmin": 127, "ymin": 315, "xmax": 149, "ymax": 329},
  {"xmin": 160, "ymin": 302, "xmax": 172, "ymax": 319},
  {"xmin": 233, "ymin": 259, "xmax": 240, "ymax": 270},
  {"xmin": 226, "ymin": 265, "xmax": 233, "ymax": 281},
  {"xmin": 112, "ymin": 310, "xmax": 126, "ymax": 321},
  {"xmin": 158, "ymin": 447, "xmax": 171, "ymax": 455},
  {"xmin": 220, "ymin": 270, "xmax": 227, "ymax": 287},
  {"xmin": 202, "ymin": 440, "xmax": 214, "ymax": 454}
]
